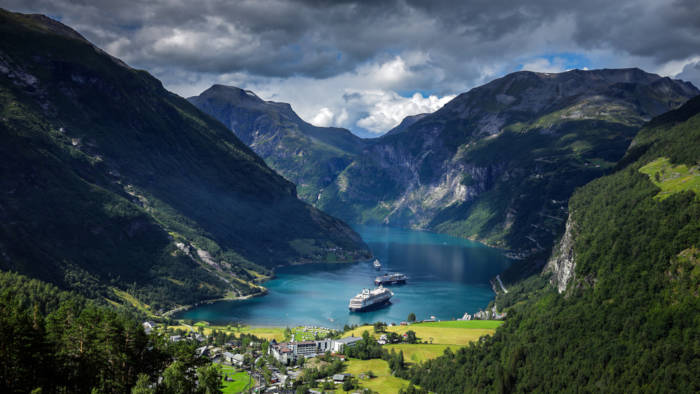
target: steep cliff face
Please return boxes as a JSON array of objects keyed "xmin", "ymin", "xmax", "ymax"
[
  {"xmin": 318, "ymin": 69, "xmax": 699, "ymax": 260},
  {"xmin": 544, "ymin": 214, "xmax": 577, "ymax": 293}
]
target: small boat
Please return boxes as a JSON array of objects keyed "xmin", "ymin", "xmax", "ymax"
[
  {"xmin": 373, "ymin": 259, "xmax": 381, "ymax": 270},
  {"xmin": 374, "ymin": 272, "xmax": 407, "ymax": 286}
]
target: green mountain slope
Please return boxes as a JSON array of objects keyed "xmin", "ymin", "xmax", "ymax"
[
  {"xmin": 316, "ymin": 69, "xmax": 698, "ymax": 268},
  {"xmin": 404, "ymin": 95, "xmax": 700, "ymax": 393},
  {"xmin": 0, "ymin": 10, "xmax": 370, "ymax": 311},
  {"xmin": 189, "ymin": 85, "xmax": 366, "ymax": 201}
]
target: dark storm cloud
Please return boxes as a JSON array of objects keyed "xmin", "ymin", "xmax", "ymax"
[
  {"xmin": 3, "ymin": 0, "xmax": 699, "ymax": 81},
  {"xmin": 3, "ymin": 0, "xmax": 699, "ymax": 135}
]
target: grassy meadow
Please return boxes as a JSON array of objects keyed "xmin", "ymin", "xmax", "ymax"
[
  {"xmin": 343, "ymin": 358, "xmax": 411, "ymax": 393},
  {"xmin": 342, "ymin": 320, "xmax": 502, "ymax": 346},
  {"xmin": 169, "ymin": 321, "xmax": 287, "ymax": 341},
  {"xmin": 384, "ymin": 344, "xmax": 458, "ymax": 363},
  {"xmin": 219, "ymin": 364, "xmax": 252, "ymax": 393},
  {"xmin": 639, "ymin": 157, "xmax": 700, "ymax": 200}
]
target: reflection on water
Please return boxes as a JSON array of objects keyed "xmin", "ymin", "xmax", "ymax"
[{"xmin": 176, "ymin": 225, "xmax": 512, "ymax": 328}]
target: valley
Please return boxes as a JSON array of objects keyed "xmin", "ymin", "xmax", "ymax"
[
  {"xmin": 191, "ymin": 70, "xmax": 698, "ymax": 283},
  {"xmin": 0, "ymin": 4, "xmax": 698, "ymax": 394}
]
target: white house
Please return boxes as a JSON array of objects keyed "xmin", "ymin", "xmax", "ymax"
[{"xmin": 331, "ymin": 336, "xmax": 362, "ymax": 353}]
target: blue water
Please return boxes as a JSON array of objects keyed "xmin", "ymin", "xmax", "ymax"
[{"xmin": 176, "ymin": 225, "xmax": 512, "ymax": 329}]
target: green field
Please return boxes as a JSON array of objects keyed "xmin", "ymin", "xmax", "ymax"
[
  {"xmin": 384, "ymin": 344, "xmax": 458, "ymax": 363},
  {"xmin": 344, "ymin": 358, "xmax": 411, "ymax": 393},
  {"xmin": 639, "ymin": 157, "xmax": 700, "ymax": 200},
  {"xmin": 169, "ymin": 322, "xmax": 286, "ymax": 341},
  {"xmin": 292, "ymin": 326, "xmax": 333, "ymax": 341},
  {"xmin": 220, "ymin": 365, "xmax": 252, "ymax": 393},
  {"xmin": 343, "ymin": 321, "xmax": 499, "ymax": 346}
]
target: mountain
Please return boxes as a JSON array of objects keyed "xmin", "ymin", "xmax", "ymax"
[
  {"xmin": 384, "ymin": 113, "xmax": 429, "ymax": 136},
  {"xmin": 189, "ymin": 85, "xmax": 366, "ymax": 201},
  {"xmin": 0, "ymin": 10, "xmax": 370, "ymax": 311},
  {"xmin": 314, "ymin": 69, "xmax": 698, "ymax": 274},
  {"xmin": 405, "ymin": 93, "xmax": 700, "ymax": 393}
]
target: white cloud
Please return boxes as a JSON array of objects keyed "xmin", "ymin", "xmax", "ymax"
[
  {"xmin": 203, "ymin": 54, "xmax": 457, "ymax": 136},
  {"xmin": 675, "ymin": 59, "xmax": 700, "ymax": 88},
  {"xmin": 354, "ymin": 91, "xmax": 455, "ymax": 134},
  {"xmin": 520, "ymin": 57, "xmax": 568, "ymax": 73},
  {"xmin": 310, "ymin": 107, "xmax": 335, "ymax": 127}
]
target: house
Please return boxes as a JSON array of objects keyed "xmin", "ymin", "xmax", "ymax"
[
  {"xmin": 222, "ymin": 352, "xmax": 236, "ymax": 364},
  {"xmin": 331, "ymin": 336, "xmax": 362, "ymax": 353},
  {"xmin": 232, "ymin": 353, "xmax": 246, "ymax": 367},
  {"xmin": 333, "ymin": 373, "xmax": 352, "ymax": 383},
  {"xmin": 272, "ymin": 372, "xmax": 288, "ymax": 385},
  {"xmin": 169, "ymin": 335, "xmax": 182, "ymax": 342},
  {"xmin": 269, "ymin": 342, "xmax": 294, "ymax": 364},
  {"xmin": 331, "ymin": 353, "xmax": 346, "ymax": 361},
  {"xmin": 458, "ymin": 312, "xmax": 472, "ymax": 321}
]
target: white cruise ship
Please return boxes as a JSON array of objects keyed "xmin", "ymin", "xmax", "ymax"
[{"xmin": 348, "ymin": 286, "xmax": 393, "ymax": 312}]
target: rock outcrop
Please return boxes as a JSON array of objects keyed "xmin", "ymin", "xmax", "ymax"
[{"xmin": 544, "ymin": 214, "xmax": 577, "ymax": 293}]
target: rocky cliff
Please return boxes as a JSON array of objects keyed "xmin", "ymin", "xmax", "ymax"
[
  {"xmin": 544, "ymin": 214, "xmax": 577, "ymax": 293},
  {"xmin": 318, "ymin": 69, "xmax": 699, "ymax": 263}
]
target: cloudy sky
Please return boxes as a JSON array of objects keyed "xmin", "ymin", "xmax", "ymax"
[{"xmin": 3, "ymin": 0, "xmax": 700, "ymax": 137}]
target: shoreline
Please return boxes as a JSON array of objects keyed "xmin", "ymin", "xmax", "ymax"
[
  {"xmin": 162, "ymin": 289, "xmax": 268, "ymax": 318},
  {"xmin": 164, "ymin": 225, "xmax": 511, "ymax": 323},
  {"xmin": 163, "ymin": 257, "xmax": 374, "ymax": 319}
]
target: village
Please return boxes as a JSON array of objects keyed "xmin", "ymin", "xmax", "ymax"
[{"xmin": 143, "ymin": 315, "xmax": 504, "ymax": 393}]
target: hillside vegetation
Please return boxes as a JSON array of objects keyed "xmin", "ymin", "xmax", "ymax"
[
  {"xmin": 401, "ymin": 95, "xmax": 700, "ymax": 393},
  {"xmin": 0, "ymin": 10, "xmax": 369, "ymax": 311}
]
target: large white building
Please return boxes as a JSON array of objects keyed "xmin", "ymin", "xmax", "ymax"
[
  {"xmin": 330, "ymin": 336, "xmax": 362, "ymax": 353},
  {"xmin": 269, "ymin": 337, "xmax": 361, "ymax": 364}
]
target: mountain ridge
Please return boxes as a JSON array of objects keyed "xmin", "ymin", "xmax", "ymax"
[
  {"xmin": 192, "ymin": 69, "xmax": 698, "ymax": 282},
  {"xmin": 0, "ymin": 9, "xmax": 370, "ymax": 311},
  {"xmin": 405, "ymin": 91, "xmax": 700, "ymax": 393},
  {"xmin": 188, "ymin": 84, "xmax": 367, "ymax": 201},
  {"xmin": 316, "ymin": 68, "xmax": 698, "ymax": 269}
]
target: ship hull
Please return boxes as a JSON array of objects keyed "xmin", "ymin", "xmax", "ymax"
[
  {"xmin": 374, "ymin": 278, "xmax": 406, "ymax": 286},
  {"xmin": 349, "ymin": 299, "xmax": 392, "ymax": 312}
]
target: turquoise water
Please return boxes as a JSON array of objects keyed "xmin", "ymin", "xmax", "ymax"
[{"xmin": 176, "ymin": 225, "xmax": 512, "ymax": 328}]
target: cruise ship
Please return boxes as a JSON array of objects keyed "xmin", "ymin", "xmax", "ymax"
[
  {"xmin": 348, "ymin": 286, "xmax": 393, "ymax": 312},
  {"xmin": 373, "ymin": 259, "xmax": 382, "ymax": 270},
  {"xmin": 374, "ymin": 272, "xmax": 407, "ymax": 286}
]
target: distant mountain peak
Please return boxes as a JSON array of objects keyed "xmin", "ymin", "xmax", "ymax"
[
  {"xmin": 189, "ymin": 84, "xmax": 367, "ymax": 202},
  {"xmin": 385, "ymin": 113, "xmax": 429, "ymax": 136}
]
